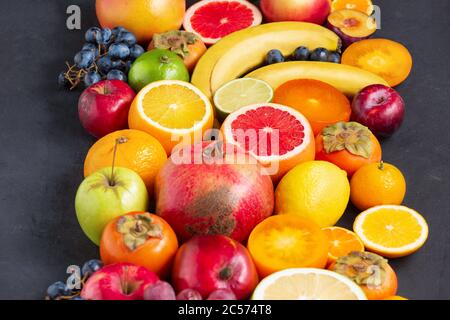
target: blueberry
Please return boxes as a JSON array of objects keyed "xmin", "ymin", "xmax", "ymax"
[
  {"xmin": 99, "ymin": 28, "xmax": 113, "ymax": 45},
  {"xmin": 74, "ymin": 50, "xmax": 96, "ymax": 69},
  {"xmin": 112, "ymin": 26, "xmax": 127, "ymax": 37},
  {"xmin": 266, "ymin": 49, "xmax": 285, "ymax": 65},
  {"xmin": 85, "ymin": 27, "xmax": 102, "ymax": 44},
  {"xmin": 81, "ymin": 259, "xmax": 103, "ymax": 278},
  {"xmin": 47, "ymin": 281, "xmax": 72, "ymax": 300},
  {"xmin": 327, "ymin": 52, "xmax": 341, "ymax": 64},
  {"xmin": 130, "ymin": 44, "xmax": 145, "ymax": 60},
  {"xmin": 84, "ymin": 71, "xmax": 102, "ymax": 87},
  {"xmin": 293, "ymin": 46, "xmax": 310, "ymax": 61},
  {"xmin": 108, "ymin": 43, "xmax": 130, "ymax": 60},
  {"xmin": 116, "ymin": 31, "xmax": 137, "ymax": 46},
  {"xmin": 82, "ymin": 43, "xmax": 99, "ymax": 57},
  {"xmin": 107, "ymin": 69, "xmax": 127, "ymax": 82},
  {"xmin": 58, "ymin": 72, "xmax": 70, "ymax": 89},
  {"xmin": 310, "ymin": 47, "xmax": 330, "ymax": 62},
  {"xmin": 97, "ymin": 56, "xmax": 113, "ymax": 75}
]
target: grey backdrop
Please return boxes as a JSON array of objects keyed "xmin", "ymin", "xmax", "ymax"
[{"xmin": 0, "ymin": 0, "xmax": 449, "ymax": 299}]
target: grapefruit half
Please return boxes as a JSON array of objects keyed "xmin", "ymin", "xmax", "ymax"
[
  {"xmin": 183, "ymin": 0, "xmax": 263, "ymax": 45},
  {"xmin": 222, "ymin": 103, "xmax": 315, "ymax": 181}
]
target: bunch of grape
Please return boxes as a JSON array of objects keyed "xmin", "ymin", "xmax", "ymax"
[
  {"xmin": 58, "ymin": 27, "xmax": 145, "ymax": 90},
  {"xmin": 45, "ymin": 259, "xmax": 103, "ymax": 300}
]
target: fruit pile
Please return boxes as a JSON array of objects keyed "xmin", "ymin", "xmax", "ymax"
[{"xmin": 49, "ymin": 0, "xmax": 427, "ymax": 300}]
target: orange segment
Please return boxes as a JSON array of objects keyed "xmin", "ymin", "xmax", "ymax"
[
  {"xmin": 353, "ymin": 205, "xmax": 429, "ymax": 258},
  {"xmin": 273, "ymin": 79, "xmax": 351, "ymax": 136},
  {"xmin": 322, "ymin": 227, "xmax": 364, "ymax": 264},
  {"xmin": 128, "ymin": 80, "xmax": 214, "ymax": 154},
  {"xmin": 331, "ymin": 0, "xmax": 374, "ymax": 16},
  {"xmin": 342, "ymin": 39, "xmax": 413, "ymax": 87},
  {"xmin": 247, "ymin": 215, "xmax": 329, "ymax": 278}
]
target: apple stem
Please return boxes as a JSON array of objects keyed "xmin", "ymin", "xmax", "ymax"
[{"xmin": 110, "ymin": 137, "xmax": 128, "ymax": 186}]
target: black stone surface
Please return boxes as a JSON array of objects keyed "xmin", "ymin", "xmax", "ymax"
[{"xmin": 0, "ymin": 0, "xmax": 449, "ymax": 300}]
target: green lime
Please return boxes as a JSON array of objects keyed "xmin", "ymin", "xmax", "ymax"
[
  {"xmin": 128, "ymin": 49, "xmax": 190, "ymax": 92},
  {"xmin": 213, "ymin": 78, "xmax": 274, "ymax": 120}
]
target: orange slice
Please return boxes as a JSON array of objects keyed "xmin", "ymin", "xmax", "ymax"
[
  {"xmin": 353, "ymin": 205, "xmax": 429, "ymax": 258},
  {"xmin": 331, "ymin": 0, "xmax": 374, "ymax": 16},
  {"xmin": 322, "ymin": 227, "xmax": 364, "ymax": 264},
  {"xmin": 128, "ymin": 80, "xmax": 214, "ymax": 154}
]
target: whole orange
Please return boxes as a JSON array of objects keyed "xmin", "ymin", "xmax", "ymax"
[
  {"xmin": 84, "ymin": 129, "xmax": 167, "ymax": 198},
  {"xmin": 350, "ymin": 162, "xmax": 406, "ymax": 210},
  {"xmin": 96, "ymin": 0, "xmax": 186, "ymax": 43},
  {"xmin": 273, "ymin": 79, "xmax": 351, "ymax": 136}
]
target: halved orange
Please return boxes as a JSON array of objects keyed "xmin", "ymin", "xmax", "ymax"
[
  {"xmin": 128, "ymin": 80, "xmax": 214, "ymax": 154},
  {"xmin": 247, "ymin": 215, "xmax": 329, "ymax": 278},
  {"xmin": 331, "ymin": 0, "xmax": 374, "ymax": 16},
  {"xmin": 353, "ymin": 205, "xmax": 429, "ymax": 258},
  {"xmin": 322, "ymin": 226, "xmax": 364, "ymax": 264},
  {"xmin": 342, "ymin": 39, "xmax": 413, "ymax": 87},
  {"xmin": 273, "ymin": 79, "xmax": 351, "ymax": 136}
]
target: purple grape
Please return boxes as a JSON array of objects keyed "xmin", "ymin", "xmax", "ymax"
[
  {"xmin": 176, "ymin": 289, "xmax": 203, "ymax": 301},
  {"xmin": 144, "ymin": 281, "xmax": 176, "ymax": 300},
  {"xmin": 207, "ymin": 289, "xmax": 237, "ymax": 300}
]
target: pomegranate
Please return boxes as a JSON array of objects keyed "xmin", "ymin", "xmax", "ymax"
[{"xmin": 155, "ymin": 141, "xmax": 274, "ymax": 243}]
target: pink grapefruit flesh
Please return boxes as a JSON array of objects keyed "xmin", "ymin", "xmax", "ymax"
[{"xmin": 183, "ymin": 0, "xmax": 263, "ymax": 45}]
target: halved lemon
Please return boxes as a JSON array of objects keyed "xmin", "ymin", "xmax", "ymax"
[
  {"xmin": 213, "ymin": 78, "xmax": 273, "ymax": 120},
  {"xmin": 252, "ymin": 268, "xmax": 367, "ymax": 300},
  {"xmin": 353, "ymin": 205, "xmax": 429, "ymax": 258},
  {"xmin": 128, "ymin": 80, "xmax": 214, "ymax": 154}
]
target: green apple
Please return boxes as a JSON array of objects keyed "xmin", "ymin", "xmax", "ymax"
[{"xmin": 75, "ymin": 166, "xmax": 148, "ymax": 245}]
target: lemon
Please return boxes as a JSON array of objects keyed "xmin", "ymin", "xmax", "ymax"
[
  {"xmin": 213, "ymin": 78, "xmax": 273, "ymax": 120},
  {"xmin": 275, "ymin": 161, "xmax": 350, "ymax": 227}
]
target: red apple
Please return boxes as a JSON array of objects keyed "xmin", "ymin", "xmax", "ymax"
[
  {"xmin": 78, "ymin": 80, "xmax": 136, "ymax": 138},
  {"xmin": 81, "ymin": 263, "xmax": 159, "ymax": 300},
  {"xmin": 172, "ymin": 235, "xmax": 259, "ymax": 300},
  {"xmin": 260, "ymin": 0, "xmax": 331, "ymax": 25},
  {"xmin": 351, "ymin": 84, "xmax": 405, "ymax": 138}
]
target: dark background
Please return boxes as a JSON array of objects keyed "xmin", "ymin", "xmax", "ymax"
[{"xmin": 0, "ymin": 0, "xmax": 449, "ymax": 300}]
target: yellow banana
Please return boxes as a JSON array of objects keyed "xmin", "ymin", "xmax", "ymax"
[
  {"xmin": 245, "ymin": 61, "xmax": 389, "ymax": 97},
  {"xmin": 192, "ymin": 22, "xmax": 341, "ymax": 99}
]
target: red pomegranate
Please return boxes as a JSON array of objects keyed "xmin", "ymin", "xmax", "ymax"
[
  {"xmin": 155, "ymin": 141, "xmax": 274, "ymax": 243},
  {"xmin": 172, "ymin": 235, "xmax": 259, "ymax": 300}
]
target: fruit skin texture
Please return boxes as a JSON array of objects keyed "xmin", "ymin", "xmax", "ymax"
[
  {"xmin": 81, "ymin": 263, "xmax": 159, "ymax": 300},
  {"xmin": 350, "ymin": 162, "xmax": 406, "ymax": 210},
  {"xmin": 245, "ymin": 61, "xmax": 389, "ymax": 98},
  {"xmin": 75, "ymin": 167, "xmax": 149, "ymax": 245},
  {"xmin": 128, "ymin": 49, "xmax": 189, "ymax": 93},
  {"xmin": 84, "ymin": 129, "xmax": 167, "ymax": 197},
  {"xmin": 352, "ymin": 84, "xmax": 406, "ymax": 138},
  {"xmin": 248, "ymin": 215, "xmax": 329, "ymax": 278},
  {"xmin": 95, "ymin": 0, "xmax": 185, "ymax": 43},
  {"xmin": 329, "ymin": 252, "xmax": 398, "ymax": 300},
  {"xmin": 273, "ymin": 79, "xmax": 351, "ymax": 136},
  {"xmin": 275, "ymin": 161, "xmax": 350, "ymax": 228},
  {"xmin": 383, "ymin": 296, "xmax": 408, "ymax": 300},
  {"xmin": 100, "ymin": 212, "xmax": 178, "ymax": 278},
  {"xmin": 191, "ymin": 22, "xmax": 341, "ymax": 99},
  {"xmin": 148, "ymin": 31, "xmax": 207, "ymax": 72},
  {"xmin": 315, "ymin": 123, "xmax": 382, "ymax": 176},
  {"xmin": 261, "ymin": 0, "xmax": 331, "ymax": 25},
  {"xmin": 78, "ymin": 80, "xmax": 136, "ymax": 138},
  {"xmin": 155, "ymin": 141, "xmax": 274, "ymax": 243},
  {"xmin": 342, "ymin": 38, "xmax": 413, "ymax": 87},
  {"xmin": 172, "ymin": 235, "xmax": 259, "ymax": 300}
]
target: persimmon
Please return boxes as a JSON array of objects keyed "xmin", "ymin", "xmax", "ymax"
[
  {"xmin": 273, "ymin": 79, "xmax": 351, "ymax": 136},
  {"xmin": 100, "ymin": 212, "xmax": 178, "ymax": 278},
  {"xmin": 315, "ymin": 121, "xmax": 382, "ymax": 176},
  {"xmin": 342, "ymin": 38, "xmax": 413, "ymax": 87},
  {"xmin": 329, "ymin": 251, "xmax": 398, "ymax": 300}
]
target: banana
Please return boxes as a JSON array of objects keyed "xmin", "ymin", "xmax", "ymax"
[
  {"xmin": 191, "ymin": 22, "xmax": 341, "ymax": 99},
  {"xmin": 245, "ymin": 61, "xmax": 389, "ymax": 97}
]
